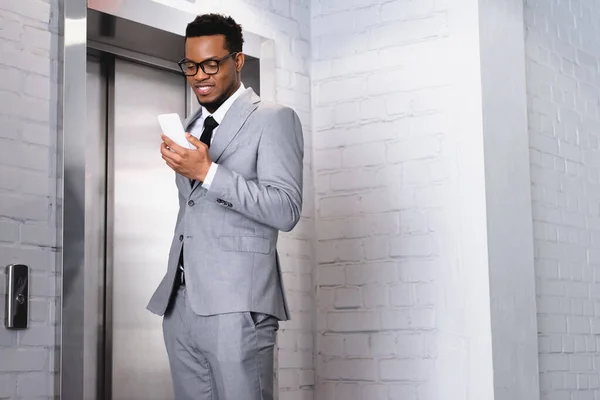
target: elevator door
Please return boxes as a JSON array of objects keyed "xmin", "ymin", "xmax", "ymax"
[
  {"xmin": 87, "ymin": 53, "xmax": 188, "ymax": 400},
  {"xmin": 110, "ymin": 57, "xmax": 186, "ymax": 400}
]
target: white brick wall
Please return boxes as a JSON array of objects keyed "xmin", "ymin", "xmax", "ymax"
[
  {"xmin": 525, "ymin": 0, "xmax": 600, "ymax": 398},
  {"xmin": 0, "ymin": 0, "xmax": 60, "ymax": 398},
  {"xmin": 311, "ymin": 0, "xmax": 464, "ymax": 398},
  {"xmin": 313, "ymin": 0, "xmax": 541, "ymax": 397},
  {"xmin": 6, "ymin": 0, "xmax": 584, "ymax": 397}
]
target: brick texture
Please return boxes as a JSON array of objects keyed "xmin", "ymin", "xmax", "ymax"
[
  {"xmin": 0, "ymin": 0, "xmax": 59, "ymax": 398},
  {"xmin": 312, "ymin": 0, "xmax": 452, "ymax": 397},
  {"xmin": 525, "ymin": 0, "xmax": 600, "ymax": 398},
  {"xmin": 7, "ymin": 0, "xmax": 588, "ymax": 398}
]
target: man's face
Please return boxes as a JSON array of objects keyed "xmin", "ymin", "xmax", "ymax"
[{"xmin": 184, "ymin": 34, "xmax": 244, "ymax": 112}]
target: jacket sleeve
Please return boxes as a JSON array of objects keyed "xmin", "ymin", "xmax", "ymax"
[{"xmin": 204, "ymin": 107, "xmax": 304, "ymax": 232}]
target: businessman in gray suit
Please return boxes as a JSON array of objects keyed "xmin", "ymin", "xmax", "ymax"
[{"xmin": 147, "ymin": 13, "xmax": 303, "ymax": 400}]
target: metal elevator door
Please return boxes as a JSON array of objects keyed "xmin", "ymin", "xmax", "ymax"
[{"xmin": 87, "ymin": 53, "xmax": 187, "ymax": 400}]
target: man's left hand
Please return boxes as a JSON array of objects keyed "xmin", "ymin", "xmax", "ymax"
[{"xmin": 160, "ymin": 133, "xmax": 212, "ymax": 182}]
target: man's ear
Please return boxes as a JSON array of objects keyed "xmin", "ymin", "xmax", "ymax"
[{"xmin": 235, "ymin": 52, "xmax": 245, "ymax": 72}]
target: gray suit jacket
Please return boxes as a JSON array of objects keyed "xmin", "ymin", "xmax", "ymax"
[{"xmin": 147, "ymin": 88, "xmax": 303, "ymax": 321}]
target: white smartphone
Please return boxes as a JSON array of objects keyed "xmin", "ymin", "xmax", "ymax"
[{"xmin": 157, "ymin": 113, "xmax": 194, "ymax": 150}]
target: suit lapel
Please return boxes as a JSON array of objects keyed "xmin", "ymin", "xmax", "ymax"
[{"xmin": 209, "ymin": 88, "xmax": 260, "ymax": 162}]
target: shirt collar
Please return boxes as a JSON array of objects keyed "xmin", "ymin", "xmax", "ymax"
[{"xmin": 201, "ymin": 82, "xmax": 246, "ymax": 125}]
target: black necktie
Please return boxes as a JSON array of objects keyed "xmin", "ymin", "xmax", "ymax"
[
  {"xmin": 200, "ymin": 116, "xmax": 218, "ymax": 147},
  {"xmin": 191, "ymin": 116, "xmax": 219, "ymax": 186}
]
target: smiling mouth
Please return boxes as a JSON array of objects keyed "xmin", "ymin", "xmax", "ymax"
[{"xmin": 194, "ymin": 85, "xmax": 214, "ymax": 96}]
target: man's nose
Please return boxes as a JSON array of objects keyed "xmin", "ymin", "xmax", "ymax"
[{"xmin": 192, "ymin": 67, "xmax": 209, "ymax": 80}]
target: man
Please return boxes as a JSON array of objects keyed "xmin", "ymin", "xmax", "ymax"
[{"xmin": 146, "ymin": 13, "xmax": 304, "ymax": 400}]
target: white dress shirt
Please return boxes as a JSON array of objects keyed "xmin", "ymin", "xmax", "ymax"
[{"xmin": 191, "ymin": 82, "xmax": 246, "ymax": 189}]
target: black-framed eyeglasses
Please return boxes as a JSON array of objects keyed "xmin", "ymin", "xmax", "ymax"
[{"xmin": 177, "ymin": 52, "xmax": 237, "ymax": 76}]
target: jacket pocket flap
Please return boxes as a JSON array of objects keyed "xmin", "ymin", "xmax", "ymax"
[{"xmin": 219, "ymin": 235, "xmax": 270, "ymax": 254}]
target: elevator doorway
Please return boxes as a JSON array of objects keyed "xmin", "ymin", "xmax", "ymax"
[
  {"xmin": 87, "ymin": 52, "xmax": 186, "ymax": 400},
  {"xmin": 83, "ymin": 10, "xmax": 262, "ymax": 399}
]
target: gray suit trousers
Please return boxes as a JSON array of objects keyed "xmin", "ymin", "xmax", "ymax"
[{"xmin": 163, "ymin": 286, "xmax": 278, "ymax": 400}]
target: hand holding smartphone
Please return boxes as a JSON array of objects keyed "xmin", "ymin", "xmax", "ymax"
[{"xmin": 158, "ymin": 113, "xmax": 195, "ymax": 150}]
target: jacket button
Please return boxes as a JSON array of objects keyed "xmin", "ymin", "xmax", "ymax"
[
  {"xmin": 188, "ymin": 200, "xmax": 195, "ymax": 207},
  {"xmin": 179, "ymin": 235, "xmax": 183, "ymax": 241}
]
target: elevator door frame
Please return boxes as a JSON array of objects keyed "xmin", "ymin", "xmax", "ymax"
[
  {"xmin": 61, "ymin": 1, "xmax": 276, "ymax": 398},
  {"xmin": 94, "ymin": 47, "xmax": 191, "ymax": 400}
]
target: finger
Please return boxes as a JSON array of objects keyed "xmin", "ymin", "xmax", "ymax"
[
  {"xmin": 160, "ymin": 143, "xmax": 174, "ymax": 159},
  {"xmin": 188, "ymin": 134, "xmax": 209, "ymax": 153},
  {"xmin": 162, "ymin": 154, "xmax": 179, "ymax": 165},
  {"xmin": 161, "ymin": 134, "xmax": 186, "ymax": 156},
  {"xmin": 164, "ymin": 159, "xmax": 177, "ymax": 170},
  {"xmin": 160, "ymin": 134, "xmax": 173, "ymax": 147},
  {"xmin": 185, "ymin": 132, "xmax": 203, "ymax": 149},
  {"xmin": 162, "ymin": 156, "xmax": 179, "ymax": 171},
  {"xmin": 161, "ymin": 145, "xmax": 181, "ymax": 164}
]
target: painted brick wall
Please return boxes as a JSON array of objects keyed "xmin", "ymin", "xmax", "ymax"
[
  {"xmin": 525, "ymin": 0, "xmax": 600, "ymax": 399},
  {"xmin": 0, "ymin": 0, "xmax": 558, "ymax": 399},
  {"xmin": 0, "ymin": 0, "xmax": 61, "ymax": 398},
  {"xmin": 311, "ymin": 0, "xmax": 464, "ymax": 398}
]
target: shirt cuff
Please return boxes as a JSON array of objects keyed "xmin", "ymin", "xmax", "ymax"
[{"xmin": 201, "ymin": 162, "xmax": 219, "ymax": 190}]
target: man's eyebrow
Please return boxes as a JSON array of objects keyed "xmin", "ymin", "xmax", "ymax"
[{"xmin": 183, "ymin": 55, "xmax": 221, "ymax": 63}]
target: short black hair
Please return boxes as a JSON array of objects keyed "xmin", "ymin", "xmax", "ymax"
[{"xmin": 185, "ymin": 13, "xmax": 244, "ymax": 53}]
